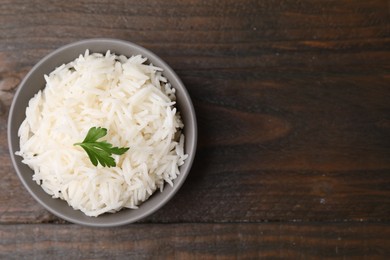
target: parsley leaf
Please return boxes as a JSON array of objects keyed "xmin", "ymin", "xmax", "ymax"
[{"xmin": 74, "ymin": 127, "xmax": 129, "ymax": 167}]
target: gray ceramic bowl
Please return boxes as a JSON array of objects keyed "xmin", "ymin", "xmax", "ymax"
[{"xmin": 8, "ymin": 38, "xmax": 197, "ymax": 227}]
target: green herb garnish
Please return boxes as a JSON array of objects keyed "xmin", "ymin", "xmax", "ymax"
[{"xmin": 74, "ymin": 127, "xmax": 129, "ymax": 167}]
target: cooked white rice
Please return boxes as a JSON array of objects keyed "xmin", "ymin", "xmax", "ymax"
[{"xmin": 16, "ymin": 50, "xmax": 187, "ymax": 217}]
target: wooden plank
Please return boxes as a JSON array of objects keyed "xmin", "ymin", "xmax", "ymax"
[
  {"xmin": 1, "ymin": 156, "xmax": 390, "ymax": 223},
  {"xmin": 0, "ymin": 223, "xmax": 389, "ymax": 259},
  {"xmin": 0, "ymin": 0, "xmax": 389, "ymax": 224},
  {"xmin": 0, "ymin": 1, "xmax": 388, "ymax": 68},
  {"xmin": 2, "ymin": 78, "xmax": 390, "ymax": 223}
]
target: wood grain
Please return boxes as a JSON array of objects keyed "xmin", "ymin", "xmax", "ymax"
[
  {"xmin": 1, "ymin": 223, "xmax": 389, "ymax": 259},
  {"xmin": 0, "ymin": 0, "xmax": 389, "ymax": 258},
  {"xmin": 0, "ymin": 0, "xmax": 388, "ymax": 224}
]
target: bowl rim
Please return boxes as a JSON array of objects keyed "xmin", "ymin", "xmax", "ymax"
[{"xmin": 7, "ymin": 38, "xmax": 197, "ymax": 227}]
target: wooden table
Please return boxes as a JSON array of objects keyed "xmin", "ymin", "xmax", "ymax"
[{"xmin": 1, "ymin": 0, "xmax": 389, "ymax": 258}]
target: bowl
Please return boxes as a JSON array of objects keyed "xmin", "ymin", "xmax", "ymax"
[{"xmin": 8, "ymin": 38, "xmax": 197, "ymax": 227}]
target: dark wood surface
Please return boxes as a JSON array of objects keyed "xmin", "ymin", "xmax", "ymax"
[{"xmin": 1, "ymin": 0, "xmax": 389, "ymax": 258}]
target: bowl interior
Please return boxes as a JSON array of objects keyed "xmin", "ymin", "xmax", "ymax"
[{"xmin": 8, "ymin": 39, "xmax": 197, "ymax": 227}]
